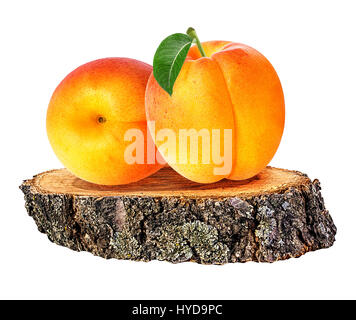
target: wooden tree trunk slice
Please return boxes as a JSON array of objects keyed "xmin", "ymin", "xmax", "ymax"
[{"xmin": 20, "ymin": 166, "xmax": 336, "ymax": 264}]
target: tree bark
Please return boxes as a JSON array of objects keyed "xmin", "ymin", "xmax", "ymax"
[{"xmin": 19, "ymin": 167, "xmax": 336, "ymax": 264}]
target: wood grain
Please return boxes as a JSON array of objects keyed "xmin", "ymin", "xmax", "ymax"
[{"xmin": 25, "ymin": 166, "xmax": 310, "ymax": 198}]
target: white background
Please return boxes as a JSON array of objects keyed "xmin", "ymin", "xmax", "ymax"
[{"xmin": 1, "ymin": 0, "xmax": 355, "ymax": 299}]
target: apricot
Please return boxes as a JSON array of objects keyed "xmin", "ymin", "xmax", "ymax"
[
  {"xmin": 145, "ymin": 41, "xmax": 285, "ymax": 183},
  {"xmin": 47, "ymin": 58, "xmax": 162, "ymax": 185}
]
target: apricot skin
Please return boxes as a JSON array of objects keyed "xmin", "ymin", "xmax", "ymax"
[
  {"xmin": 47, "ymin": 58, "xmax": 162, "ymax": 185},
  {"xmin": 145, "ymin": 41, "xmax": 285, "ymax": 183}
]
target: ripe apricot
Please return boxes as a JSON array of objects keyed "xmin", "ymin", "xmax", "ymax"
[
  {"xmin": 47, "ymin": 58, "xmax": 162, "ymax": 185},
  {"xmin": 145, "ymin": 41, "xmax": 285, "ymax": 183}
]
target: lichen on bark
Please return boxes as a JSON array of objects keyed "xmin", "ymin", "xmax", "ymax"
[{"xmin": 20, "ymin": 176, "xmax": 336, "ymax": 264}]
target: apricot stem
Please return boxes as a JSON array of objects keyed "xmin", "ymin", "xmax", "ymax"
[
  {"xmin": 186, "ymin": 27, "xmax": 206, "ymax": 57},
  {"xmin": 98, "ymin": 116, "xmax": 106, "ymax": 123}
]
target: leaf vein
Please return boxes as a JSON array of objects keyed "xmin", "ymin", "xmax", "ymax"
[{"xmin": 167, "ymin": 41, "xmax": 191, "ymax": 89}]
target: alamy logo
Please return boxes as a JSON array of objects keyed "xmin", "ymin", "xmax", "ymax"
[{"xmin": 124, "ymin": 121, "xmax": 233, "ymax": 176}]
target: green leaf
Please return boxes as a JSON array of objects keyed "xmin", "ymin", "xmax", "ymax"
[{"xmin": 153, "ymin": 33, "xmax": 193, "ymax": 96}]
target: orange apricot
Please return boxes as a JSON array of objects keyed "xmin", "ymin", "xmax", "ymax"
[
  {"xmin": 47, "ymin": 58, "xmax": 162, "ymax": 185},
  {"xmin": 145, "ymin": 41, "xmax": 285, "ymax": 183}
]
